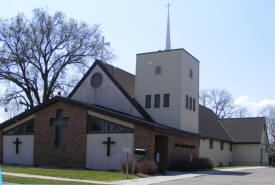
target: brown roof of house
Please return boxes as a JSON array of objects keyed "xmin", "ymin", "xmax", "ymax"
[
  {"xmin": 219, "ymin": 117, "xmax": 266, "ymax": 143},
  {"xmin": 199, "ymin": 105, "xmax": 233, "ymax": 142},
  {"xmin": 103, "ymin": 63, "xmax": 135, "ymax": 97}
]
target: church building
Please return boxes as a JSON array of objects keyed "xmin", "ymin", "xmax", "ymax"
[
  {"xmin": 0, "ymin": 49, "xmax": 202, "ymax": 171},
  {"xmin": 0, "ymin": 48, "xmax": 269, "ymax": 171},
  {"xmin": 0, "ymin": 5, "xmax": 269, "ymax": 171}
]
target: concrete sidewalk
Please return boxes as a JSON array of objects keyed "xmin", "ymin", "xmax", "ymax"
[{"xmin": 115, "ymin": 166, "xmax": 267, "ymax": 185}]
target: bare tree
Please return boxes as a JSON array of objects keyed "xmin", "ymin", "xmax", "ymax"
[
  {"xmin": 0, "ymin": 8, "xmax": 112, "ymax": 114},
  {"xmin": 200, "ymin": 88, "xmax": 235, "ymax": 118},
  {"xmin": 260, "ymin": 106, "xmax": 275, "ymax": 143},
  {"xmin": 233, "ymin": 107, "xmax": 250, "ymax": 118}
]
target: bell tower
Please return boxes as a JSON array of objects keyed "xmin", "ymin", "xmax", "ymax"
[{"xmin": 134, "ymin": 2, "xmax": 199, "ymax": 133}]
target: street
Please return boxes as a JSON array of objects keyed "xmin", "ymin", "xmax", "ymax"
[{"xmin": 154, "ymin": 168, "xmax": 275, "ymax": 185}]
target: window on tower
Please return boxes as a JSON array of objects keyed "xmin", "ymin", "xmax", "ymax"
[
  {"xmin": 189, "ymin": 97, "xmax": 192, "ymax": 110},
  {"xmin": 193, "ymin": 98, "xmax": 196, "ymax": 111},
  {"xmin": 185, "ymin": 95, "xmax": 189, "ymax": 109},
  {"xmin": 154, "ymin": 94, "xmax": 160, "ymax": 108},
  {"xmin": 145, "ymin": 95, "xmax": 151, "ymax": 108},
  {"xmin": 155, "ymin": 66, "xmax": 161, "ymax": 74},
  {"xmin": 189, "ymin": 69, "xmax": 193, "ymax": 78},
  {"xmin": 164, "ymin": 94, "xmax": 170, "ymax": 107}
]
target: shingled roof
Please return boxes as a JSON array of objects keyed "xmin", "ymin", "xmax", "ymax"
[
  {"xmin": 199, "ymin": 106, "xmax": 233, "ymax": 142},
  {"xmin": 103, "ymin": 63, "xmax": 135, "ymax": 97},
  {"xmin": 219, "ymin": 117, "xmax": 266, "ymax": 143}
]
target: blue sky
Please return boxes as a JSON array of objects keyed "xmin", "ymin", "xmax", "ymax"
[{"xmin": 1, "ymin": 0, "xmax": 275, "ymax": 119}]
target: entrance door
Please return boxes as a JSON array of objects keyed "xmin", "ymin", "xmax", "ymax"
[{"xmin": 155, "ymin": 135, "xmax": 168, "ymax": 172}]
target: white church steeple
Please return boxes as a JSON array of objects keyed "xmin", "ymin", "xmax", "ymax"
[{"xmin": 165, "ymin": 1, "xmax": 171, "ymax": 50}]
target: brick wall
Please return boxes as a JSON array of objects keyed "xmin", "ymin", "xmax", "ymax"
[
  {"xmin": 34, "ymin": 102, "xmax": 87, "ymax": 168},
  {"xmin": 166, "ymin": 134, "xmax": 200, "ymax": 163},
  {"xmin": 133, "ymin": 125, "xmax": 155, "ymax": 160},
  {"xmin": 134, "ymin": 125, "xmax": 200, "ymax": 169}
]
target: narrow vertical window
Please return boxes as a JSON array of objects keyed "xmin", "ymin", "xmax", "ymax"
[
  {"xmin": 193, "ymin": 98, "xmax": 196, "ymax": 111},
  {"xmin": 220, "ymin": 141, "xmax": 224, "ymax": 151},
  {"xmin": 154, "ymin": 94, "xmax": 160, "ymax": 108},
  {"xmin": 155, "ymin": 66, "xmax": 161, "ymax": 74},
  {"xmin": 185, "ymin": 95, "xmax": 189, "ymax": 109},
  {"xmin": 209, "ymin": 139, "xmax": 213, "ymax": 149},
  {"xmin": 230, "ymin": 143, "xmax": 232, "ymax": 152},
  {"xmin": 189, "ymin": 69, "xmax": 193, "ymax": 78},
  {"xmin": 164, "ymin": 94, "xmax": 170, "ymax": 107},
  {"xmin": 145, "ymin": 95, "xmax": 151, "ymax": 108},
  {"xmin": 189, "ymin": 97, "xmax": 192, "ymax": 110}
]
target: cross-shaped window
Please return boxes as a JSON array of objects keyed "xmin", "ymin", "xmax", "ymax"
[{"xmin": 50, "ymin": 109, "xmax": 68, "ymax": 147}]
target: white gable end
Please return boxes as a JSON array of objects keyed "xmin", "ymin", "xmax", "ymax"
[{"xmin": 71, "ymin": 64, "xmax": 143, "ymax": 118}]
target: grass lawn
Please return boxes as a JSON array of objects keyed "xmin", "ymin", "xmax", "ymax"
[
  {"xmin": 1, "ymin": 165, "xmax": 140, "ymax": 182},
  {"xmin": 2, "ymin": 175, "xmax": 107, "ymax": 184},
  {"xmin": 214, "ymin": 166, "xmax": 250, "ymax": 170}
]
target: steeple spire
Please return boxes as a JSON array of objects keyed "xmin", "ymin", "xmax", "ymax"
[{"xmin": 165, "ymin": 1, "xmax": 171, "ymax": 50}]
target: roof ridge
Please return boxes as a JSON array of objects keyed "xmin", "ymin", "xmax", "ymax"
[
  {"xmin": 218, "ymin": 117, "xmax": 265, "ymax": 120},
  {"xmin": 102, "ymin": 61, "xmax": 135, "ymax": 77},
  {"xmin": 217, "ymin": 120, "xmax": 235, "ymax": 142},
  {"xmin": 98, "ymin": 61, "xmax": 155, "ymax": 122}
]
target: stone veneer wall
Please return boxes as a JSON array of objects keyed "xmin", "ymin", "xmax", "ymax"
[
  {"xmin": 34, "ymin": 102, "xmax": 87, "ymax": 168},
  {"xmin": 134, "ymin": 125, "xmax": 200, "ymax": 168}
]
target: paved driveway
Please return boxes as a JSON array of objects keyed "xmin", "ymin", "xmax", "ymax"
[{"xmin": 154, "ymin": 168, "xmax": 275, "ymax": 185}]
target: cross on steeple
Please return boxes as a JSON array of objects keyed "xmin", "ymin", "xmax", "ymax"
[
  {"xmin": 100, "ymin": 36, "xmax": 110, "ymax": 62},
  {"xmin": 165, "ymin": 1, "xmax": 172, "ymax": 50},
  {"xmin": 13, "ymin": 138, "xmax": 22, "ymax": 154},
  {"xmin": 50, "ymin": 109, "xmax": 68, "ymax": 147},
  {"xmin": 102, "ymin": 137, "xmax": 116, "ymax": 156}
]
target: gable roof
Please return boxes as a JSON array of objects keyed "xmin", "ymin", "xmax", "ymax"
[
  {"xmin": 68, "ymin": 60, "xmax": 154, "ymax": 122},
  {"xmin": 199, "ymin": 105, "xmax": 233, "ymax": 142},
  {"xmin": 0, "ymin": 96, "xmax": 199, "ymax": 138},
  {"xmin": 103, "ymin": 63, "xmax": 135, "ymax": 96},
  {"xmin": 68, "ymin": 60, "xmax": 266, "ymax": 144},
  {"xmin": 219, "ymin": 117, "xmax": 266, "ymax": 143}
]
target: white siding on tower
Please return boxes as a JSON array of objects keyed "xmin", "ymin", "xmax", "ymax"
[
  {"xmin": 180, "ymin": 51, "xmax": 199, "ymax": 133},
  {"xmin": 135, "ymin": 51, "xmax": 182, "ymax": 129},
  {"xmin": 71, "ymin": 65, "xmax": 142, "ymax": 118},
  {"xmin": 3, "ymin": 135, "xmax": 34, "ymax": 166},
  {"xmin": 135, "ymin": 49, "xmax": 199, "ymax": 133}
]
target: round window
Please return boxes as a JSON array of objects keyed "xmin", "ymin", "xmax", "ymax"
[{"xmin": 91, "ymin": 73, "xmax": 103, "ymax": 88}]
